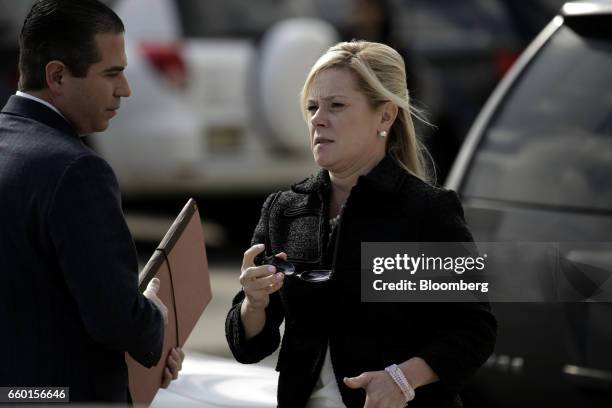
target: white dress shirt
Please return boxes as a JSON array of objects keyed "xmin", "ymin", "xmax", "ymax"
[
  {"xmin": 16, "ymin": 90, "xmax": 68, "ymax": 122},
  {"xmin": 306, "ymin": 344, "xmax": 345, "ymax": 408}
]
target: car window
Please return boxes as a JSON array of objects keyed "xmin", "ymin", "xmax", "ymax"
[{"xmin": 462, "ymin": 22, "xmax": 612, "ymax": 211}]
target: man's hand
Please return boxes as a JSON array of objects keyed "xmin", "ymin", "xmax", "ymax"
[
  {"xmin": 161, "ymin": 347, "xmax": 185, "ymax": 388},
  {"xmin": 143, "ymin": 277, "xmax": 168, "ymax": 324}
]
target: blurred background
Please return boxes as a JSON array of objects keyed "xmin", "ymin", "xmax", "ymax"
[
  {"xmin": 5, "ymin": 1, "xmax": 612, "ymax": 407},
  {"xmin": 0, "ymin": 0, "xmax": 569, "ymax": 370},
  {"xmin": 0, "ymin": 0, "xmax": 567, "ymax": 244}
]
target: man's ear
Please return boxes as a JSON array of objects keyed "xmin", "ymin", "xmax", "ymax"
[
  {"xmin": 45, "ymin": 60, "xmax": 66, "ymax": 94},
  {"xmin": 380, "ymin": 101, "xmax": 399, "ymax": 129}
]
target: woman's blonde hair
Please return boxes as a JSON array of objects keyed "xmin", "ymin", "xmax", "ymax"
[{"xmin": 300, "ymin": 40, "xmax": 433, "ymax": 181}]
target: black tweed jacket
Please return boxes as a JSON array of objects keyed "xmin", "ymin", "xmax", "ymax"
[{"xmin": 225, "ymin": 156, "xmax": 497, "ymax": 408}]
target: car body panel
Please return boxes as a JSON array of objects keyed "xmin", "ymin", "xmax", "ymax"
[{"xmin": 151, "ymin": 353, "xmax": 278, "ymax": 408}]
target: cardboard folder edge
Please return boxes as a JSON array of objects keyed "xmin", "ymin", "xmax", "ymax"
[{"xmin": 137, "ymin": 198, "xmax": 198, "ymax": 292}]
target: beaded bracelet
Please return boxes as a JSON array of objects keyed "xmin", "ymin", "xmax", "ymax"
[{"xmin": 384, "ymin": 364, "xmax": 415, "ymax": 402}]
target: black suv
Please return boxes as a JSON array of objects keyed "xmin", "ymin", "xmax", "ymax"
[{"xmin": 447, "ymin": 2, "xmax": 612, "ymax": 407}]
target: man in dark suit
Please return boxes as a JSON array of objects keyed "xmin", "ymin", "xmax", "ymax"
[{"xmin": 0, "ymin": 0, "xmax": 183, "ymax": 403}]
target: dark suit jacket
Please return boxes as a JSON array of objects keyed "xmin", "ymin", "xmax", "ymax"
[
  {"xmin": 0, "ymin": 96, "xmax": 164, "ymax": 403},
  {"xmin": 226, "ymin": 156, "xmax": 497, "ymax": 408}
]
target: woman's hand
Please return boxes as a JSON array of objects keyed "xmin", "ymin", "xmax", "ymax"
[
  {"xmin": 344, "ymin": 370, "xmax": 407, "ymax": 408},
  {"xmin": 240, "ymin": 243, "xmax": 285, "ymax": 311}
]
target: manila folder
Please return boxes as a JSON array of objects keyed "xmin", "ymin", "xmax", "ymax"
[{"xmin": 126, "ymin": 198, "xmax": 212, "ymax": 406}]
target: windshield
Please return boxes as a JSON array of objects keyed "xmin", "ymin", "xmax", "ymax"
[{"xmin": 462, "ymin": 22, "xmax": 612, "ymax": 212}]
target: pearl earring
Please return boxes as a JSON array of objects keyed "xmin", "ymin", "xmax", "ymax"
[{"xmin": 378, "ymin": 130, "xmax": 388, "ymax": 138}]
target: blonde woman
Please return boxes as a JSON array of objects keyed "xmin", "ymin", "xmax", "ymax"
[{"xmin": 226, "ymin": 41, "xmax": 496, "ymax": 408}]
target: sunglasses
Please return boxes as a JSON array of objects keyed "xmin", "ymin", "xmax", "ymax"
[{"xmin": 263, "ymin": 255, "xmax": 332, "ymax": 283}]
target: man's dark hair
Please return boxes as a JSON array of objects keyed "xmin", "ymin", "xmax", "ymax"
[{"xmin": 18, "ymin": 0, "xmax": 124, "ymax": 91}]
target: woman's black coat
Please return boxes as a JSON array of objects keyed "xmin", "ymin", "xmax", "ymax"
[{"xmin": 226, "ymin": 156, "xmax": 497, "ymax": 407}]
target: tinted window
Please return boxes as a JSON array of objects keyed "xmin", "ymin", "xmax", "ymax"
[{"xmin": 463, "ymin": 22, "xmax": 612, "ymax": 211}]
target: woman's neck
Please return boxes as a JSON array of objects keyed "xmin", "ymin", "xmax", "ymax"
[
  {"xmin": 328, "ymin": 154, "xmax": 384, "ymax": 216},
  {"xmin": 329, "ymin": 185, "xmax": 349, "ymax": 218}
]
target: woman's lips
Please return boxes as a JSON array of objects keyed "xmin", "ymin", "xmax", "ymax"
[{"xmin": 314, "ymin": 137, "xmax": 334, "ymax": 145}]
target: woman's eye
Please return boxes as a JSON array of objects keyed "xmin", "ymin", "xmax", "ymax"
[
  {"xmin": 307, "ymin": 105, "xmax": 318, "ymax": 112},
  {"xmin": 331, "ymin": 102, "xmax": 344, "ymax": 108}
]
